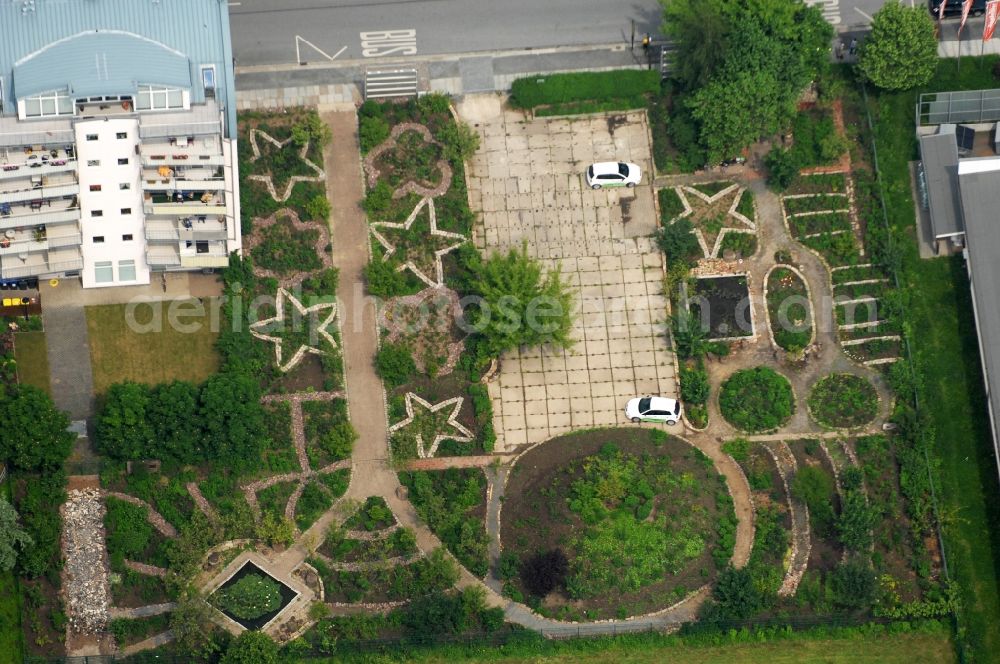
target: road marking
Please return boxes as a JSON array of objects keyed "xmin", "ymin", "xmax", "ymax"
[
  {"xmin": 808, "ymin": 0, "xmax": 842, "ymax": 25},
  {"xmin": 854, "ymin": 7, "xmax": 874, "ymax": 21},
  {"xmin": 295, "ymin": 35, "xmax": 340, "ymax": 63},
  {"xmin": 360, "ymin": 29, "xmax": 417, "ymax": 58}
]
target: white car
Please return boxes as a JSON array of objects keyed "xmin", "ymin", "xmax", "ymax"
[
  {"xmin": 586, "ymin": 161, "xmax": 641, "ymax": 189},
  {"xmin": 625, "ymin": 396, "xmax": 682, "ymax": 425}
]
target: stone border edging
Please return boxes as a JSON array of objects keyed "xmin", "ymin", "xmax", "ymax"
[
  {"xmin": 247, "ymin": 128, "xmax": 326, "ymax": 202},
  {"xmin": 363, "ymin": 122, "xmax": 453, "ymax": 199},
  {"xmin": 243, "ymin": 208, "xmax": 335, "ymax": 288},
  {"xmin": 804, "ymin": 372, "xmax": 882, "ymax": 433},
  {"xmin": 761, "ymin": 441, "xmax": 811, "ymax": 596},
  {"xmin": 761, "ymin": 263, "xmax": 818, "ymax": 352}
]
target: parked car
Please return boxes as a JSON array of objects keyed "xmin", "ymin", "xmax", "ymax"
[
  {"xmin": 929, "ymin": 0, "xmax": 985, "ymax": 17},
  {"xmin": 624, "ymin": 396, "xmax": 682, "ymax": 425},
  {"xmin": 585, "ymin": 161, "xmax": 641, "ymax": 189}
]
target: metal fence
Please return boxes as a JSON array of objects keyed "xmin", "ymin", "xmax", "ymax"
[{"xmin": 917, "ymin": 88, "xmax": 1000, "ymax": 126}]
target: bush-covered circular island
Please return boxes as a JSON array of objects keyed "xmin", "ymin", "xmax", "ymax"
[
  {"xmin": 719, "ymin": 367, "xmax": 795, "ymax": 433},
  {"xmin": 499, "ymin": 429, "xmax": 737, "ymax": 621},
  {"xmin": 807, "ymin": 373, "xmax": 878, "ymax": 429}
]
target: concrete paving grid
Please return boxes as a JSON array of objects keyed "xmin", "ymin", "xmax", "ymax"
[{"xmin": 463, "ymin": 104, "xmax": 676, "ymax": 450}]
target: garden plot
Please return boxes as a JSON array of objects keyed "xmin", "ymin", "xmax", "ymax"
[
  {"xmin": 780, "ymin": 171, "xmax": 901, "ymax": 368},
  {"xmin": 722, "ymin": 440, "xmax": 792, "ymax": 597},
  {"xmin": 465, "ymin": 105, "xmax": 674, "ymax": 450},
  {"xmin": 786, "ymin": 440, "xmax": 843, "ymax": 579},
  {"xmin": 765, "ymin": 265, "xmax": 814, "ymax": 353},
  {"xmin": 499, "ymin": 429, "xmax": 736, "ymax": 621},
  {"xmin": 658, "ymin": 182, "xmax": 757, "ymax": 260},
  {"xmin": 686, "ymin": 275, "xmax": 754, "ymax": 341}
]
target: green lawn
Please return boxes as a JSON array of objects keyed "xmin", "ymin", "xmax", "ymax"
[
  {"xmin": 85, "ymin": 301, "xmax": 221, "ymax": 394},
  {"xmin": 301, "ymin": 625, "xmax": 956, "ymax": 664},
  {"xmin": 13, "ymin": 331, "xmax": 50, "ymax": 395},
  {"xmin": 0, "ymin": 483, "xmax": 24, "ymax": 664},
  {"xmin": 866, "ymin": 58, "xmax": 1000, "ymax": 663}
]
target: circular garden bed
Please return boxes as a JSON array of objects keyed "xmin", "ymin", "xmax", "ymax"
[
  {"xmin": 719, "ymin": 366, "xmax": 794, "ymax": 433},
  {"xmin": 499, "ymin": 429, "xmax": 736, "ymax": 621},
  {"xmin": 807, "ymin": 373, "xmax": 878, "ymax": 429}
]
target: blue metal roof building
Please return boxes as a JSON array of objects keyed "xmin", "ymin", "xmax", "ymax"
[{"xmin": 0, "ymin": 0, "xmax": 237, "ymax": 136}]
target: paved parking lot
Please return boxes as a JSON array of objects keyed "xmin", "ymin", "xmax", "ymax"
[{"xmin": 459, "ymin": 98, "xmax": 677, "ymax": 451}]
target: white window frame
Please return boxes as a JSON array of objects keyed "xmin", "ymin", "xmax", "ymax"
[
  {"xmin": 201, "ymin": 65, "xmax": 217, "ymax": 95},
  {"xmin": 21, "ymin": 89, "xmax": 73, "ymax": 118},
  {"xmin": 135, "ymin": 85, "xmax": 186, "ymax": 111},
  {"xmin": 118, "ymin": 259, "xmax": 137, "ymax": 282},
  {"xmin": 94, "ymin": 261, "xmax": 113, "ymax": 284}
]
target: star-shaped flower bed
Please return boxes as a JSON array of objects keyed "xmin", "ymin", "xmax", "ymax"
[
  {"xmin": 250, "ymin": 288, "xmax": 338, "ymax": 372},
  {"xmin": 667, "ymin": 183, "xmax": 756, "ymax": 259},
  {"xmin": 387, "ymin": 393, "xmax": 473, "ymax": 458},
  {"xmin": 371, "ymin": 197, "xmax": 465, "ymax": 287},
  {"xmin": 247, "ymin": 128, "xmax": 326, "ymax": 202}
]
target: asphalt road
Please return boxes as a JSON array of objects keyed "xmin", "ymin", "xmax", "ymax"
[{"xmin": 230, "ymin": 0, "xmax": 665, "ymax": 67}]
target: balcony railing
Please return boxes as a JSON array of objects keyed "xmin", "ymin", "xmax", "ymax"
[
  {"xmin": 141, "ymin": 177, "xmax": 226, "ymax": 192},
  {"xmin": 145, "ymin": 203, "xmax": 227, "ymax": 217},
  {"xmin": 180, "ymin": 253, "xmax": 229, "ymax": 268},
  {"xmin": 47, "ymin": 232, "xmax": 83, "ymax": 249},
  {"xmin": 3, "ymin": 183, "xmax": 79, "ymax": 204},
  {"xmin": 1, "ymin": 257, "xmax": 82, "ymax": 279},
  {"xmin": 141, "ymin": 154, "xmax": 225, "ymax": 167},
  {"xmin": 0, "ymin": 240, "xmax": 47, "ymax": 257},
  {"xmin": 0, "ymin": 208, "xmax": 80, "ymax": 230},
  {"xmin": 146, "ymin": 250, "xmax": 182, "ymax": 267},
  {"xmin": 0, "ymin": 159, "xmax": 77, "ymax": 182}
]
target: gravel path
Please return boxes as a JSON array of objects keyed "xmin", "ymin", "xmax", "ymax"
[
  {"xmin": 104, "ymin": 491, "xmax": 177, "ymax": 538},
  {"xmin": 119, "ymin": 631, "xmax": 174, "ymax": 658},
  {"xmin": 185, "ymin": 482, "xmax": 220, "ymax": 524},
  {"xmin": 62, "ymin": 488, "xmax": 111, "ymax": 636}
]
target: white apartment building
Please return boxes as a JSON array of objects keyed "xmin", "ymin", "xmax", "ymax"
[{"xmin": 0, "ymin": 0, "xmax": 241, "ymax": 288}]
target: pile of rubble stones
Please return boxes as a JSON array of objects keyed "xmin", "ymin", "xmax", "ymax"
[{"xmin": 61, "ymin": 488, "xmax": 110, "ymax": 634}]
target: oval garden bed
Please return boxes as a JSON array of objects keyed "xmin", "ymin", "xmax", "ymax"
[
  {"xmin": 807, "ymin": 373, "xmax": 878, "ymax": 429},
  {"xmin": 499, "ymin": 429, "xmax": 736, "ymax": 621},
  {"xmin": 765, "ymin": 266, "xmax": 814, "ymax": 353},
  {"xmin": 720, "ymin": 367, "xmax": 795, "ymax": 433}
]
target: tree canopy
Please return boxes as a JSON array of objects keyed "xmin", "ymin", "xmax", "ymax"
[
  {"xmin": 0, "ymin": 497, "xmax": 32, "ymax": 573},
  {"xmin": 660, "ymin": 0, "xmax": 833, "ymax": 162},
  {"xmin": 858, "ymin": 2, "xmax": 938, "ymax": 91},
  {"xmin": 220, "ymin": 631, "xmax": 278, "ymax": 664},
  {"xmin": 0, "ymin": 384, "xmax": 74, "ymax": 473},
  {"xmin": 463, "ymin": 245, "xmax": 575, "ymax": 357}
]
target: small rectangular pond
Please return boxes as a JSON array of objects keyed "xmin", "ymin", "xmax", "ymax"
[{"xmin": 210, "ymin": 560, "xmax": 298, "ymax": 631}]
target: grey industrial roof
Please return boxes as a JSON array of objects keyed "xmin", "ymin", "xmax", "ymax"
[
  {"xmin": 957, "ymin": 161, "xmax": 1000, "ymax": 476},
  {"xmin": 14, "ymin": 32, "xmax": 192, "ymax": 100},
  {"xmin": 920, "ymin": 131, "xmax": 965, "ymax": 238},
  {"xmin": 0, "ymin": 0, "xmax": 236, "ymax": 137}
]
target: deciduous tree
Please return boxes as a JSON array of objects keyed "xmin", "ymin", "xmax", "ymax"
[
  {"xmin": 0, "ymin": 384, "xmax": 74, "ymax": 471},
  {"xmin": 858, "ymin": 2, "xmax": 938, "ymax": 91},
  {"xmin": 0, "ymin": 497, "xmax": 32, "ymax": 572}
]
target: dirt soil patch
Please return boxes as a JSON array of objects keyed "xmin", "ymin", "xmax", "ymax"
[
  {"xmin": 689, "ymin": 275, "xmax": 753, "ymax": 339},
  {"xmin": 501, "ymin": 428, "xmax": 731, "ymax": 620}
]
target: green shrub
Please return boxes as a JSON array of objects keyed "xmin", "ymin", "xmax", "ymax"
[
  {"xmin": 375, "ymin": 342, "xmax": 417, "ymax": 388},
  {"xmin": 105, "ymin": 497, "xmax": 153, "ymax": 560},
  {"xmin": 304, "ymin": 195, "xmax": 331, "ymax": 223},
  {"xmin": 719, "ymin": 367, "xmax": 794, "ymax": 432},
  {"xmin": 437, "ymin": 120, "xmax": 481, "ymax": 163},
  {"xmin": 362, "ymin": 181, "xmax": 393, "ymax": 218},
  {"xmin": 212, "ymin": 573, "xmax": 283, "ymax": 620},
  {"xmin": 792, "ymin": 464, "xmax": 836, "ymax": 537},
  {"xmin": 721, "ymin": 438, "xmax": 751, "ymax": 463},
  {"xmin": 657, "ymin": 218, "xmax": 701, "ymax": 267},
  {"xmin": 364, "ymin": 260, "xmax": 409, "ymax": 298},
  {"xmin": 708, "ymin": 566, "xmax": 765, "ymax": 621},
  {"xmin": 680, "ymin": 367, "xmax": 709, "ymax": 405},
  {"xmin": 658, "ymin": 188, "xmax": 686, "ymax": 222},
  {"xmin": 765, "ymin": 147, "xmax": 799, "ymax": 191},
  {"xmin": 509, "ymin": 70, "xmax": 659, "ymax": 110},
  {"xmin": 359, "ymin": 115, "xmax": 390, "ymax": 154},
  {"xmin": 831, "ymin": 558, "xmax": 876, "ymax": 609}
]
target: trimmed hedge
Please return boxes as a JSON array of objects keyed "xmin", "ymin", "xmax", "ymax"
[
  {"xmin": 509, "ymin": 71, "xmax": 660, "ymax": 111},
  {"xmin": 719, "ymin": 367, "xmax": 795, "ymax": 433}
]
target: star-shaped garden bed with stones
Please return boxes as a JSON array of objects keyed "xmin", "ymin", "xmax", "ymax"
[
  {"xmin": 668, "ymin": 183, "xmax": 757, "ymax": 259},
  {"xmin": 247, "ymin": 128, "xmax": 326, "ymax": 202},
  {"xmin": 370, "ymin": 197, "xmax": 465, "ymax": 287},
  {"xmin": 250, "ymin": 288, "xmax": 338, "ymax": 372},
  {"xmin": 387, "ymin": 393, "xmax": 473, "ymax": 458},
  {"xmin": 381, "ymin": 286, "xmax": 467, "ymax": 377}
]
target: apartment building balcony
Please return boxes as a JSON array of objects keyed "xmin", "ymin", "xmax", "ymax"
[
  {"xmin": 0, "ymin": 227, "xmax": 83, "ymax": 256},
  {"xmin": 141, "ymin": 153, "xmax": 225, "ymax": 168},
  {"xmin": 146, "ymin": 247, "xmax": 182, "ymax": 268},
  {"xmin": 0, "ymin": 249, "xmax": 83, "ymax": 280},
  {"xmin": 137, "ymin": 102, "xmax": 223, "ymax": 140},
  {"xmin": 143, "ymin": 191, "xmax": 226, "ymax": 217},
  {"xmin": 141, "ymin": 175, "xmax": 226, "ymax": 193},
  {"xmin": 147, "ymin": 238, "xmax": 228, "ymax": 269},
  {"xmin": 0, "ymin": 158, "xmax": 77, "ymax": 182},
  {"xmin": 145, "ymin": 216, "xmax": 229, "ymax": 243},
  {"xmin": 0, "ymin": 203, "xmax": 80, "ymax": 232},
  {"xmin": 1, "ymin": 180, "xmax": 79, "ymax": 205}
]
